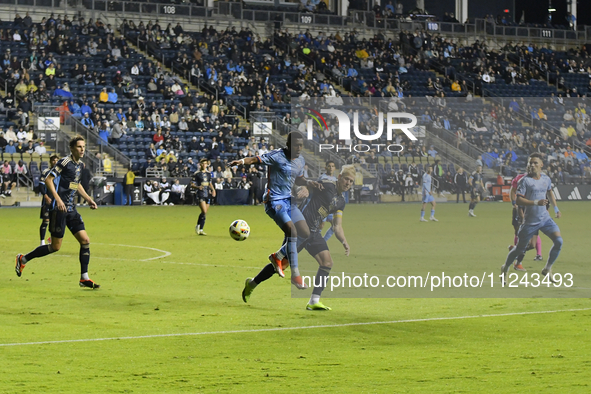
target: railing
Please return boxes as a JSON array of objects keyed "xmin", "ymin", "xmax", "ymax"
[{"xmin": 33, "ymin": 104, "xmax": 130, "ymax": 175}]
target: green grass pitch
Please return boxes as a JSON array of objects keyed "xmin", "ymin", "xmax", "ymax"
[{"xmin": 1, "ymin": 202, "xmax": 590, "ymax": 393}]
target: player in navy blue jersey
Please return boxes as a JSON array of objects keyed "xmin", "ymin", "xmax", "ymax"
[
  {"xmin": 194, "ymin": 158, "xmax": 216, "ymax": 235},
  {"xmin": 318, "ymin": 160, "xmax": 338, "ymax": 242},
  {"xmin": 39, "ymin": 154, "xmax": 59, "ymax": 246},
  {"xmin": 230, "ymin": 131, "xmax": 322, "ymax": 289},
  {"xmin": 16, "ymin": 136, "xmax": 100, "ymax": 289},
  {"xmin": 242, "ymin": 165, "xmax": 355, "ymax": 310},
  {"xmin": 501, "ymin": 153, "xmax": 562, "ymax": 285}
]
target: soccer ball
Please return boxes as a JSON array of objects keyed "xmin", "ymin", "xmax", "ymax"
[{"xmin": 229, "ymin": 220, "xmax": 250, "ymax": 241}]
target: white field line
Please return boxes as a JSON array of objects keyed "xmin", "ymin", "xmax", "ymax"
[{"xmin": 1, "ymin": 307, "xmax": 590, "ymax": 348}]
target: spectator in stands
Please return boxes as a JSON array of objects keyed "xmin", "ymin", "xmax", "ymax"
[
  {"xmin": 427, "ymin": 145, "xmax": 438, "ymax": 158},
  {"xmin": 5, "ymin": 140, "xmax": 17, "ymax": 154},
  {"xmin": 34, "ymin": 141, "xmax": 47, "ymax": 155}
]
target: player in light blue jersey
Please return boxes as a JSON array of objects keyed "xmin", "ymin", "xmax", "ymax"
[
  {"xmin": 230, "ymin": 132, "xmax": 322, "ymax": 289},
  {"xmin": 420, "ymin": 167, "xmax": 438, "ymax": 222},
  {"xmin": 501, "ymin": 153, "xmax": 562, "ymax": 284},
  {"xmin": 318, "ymin": 161, "xmax": 338, "ymax": 241}
]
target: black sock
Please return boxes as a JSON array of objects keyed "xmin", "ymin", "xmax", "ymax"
[
  {"xmin": 40, "ymin": 222, "xmax": 48, "ymax": 241},
  {"xmin": 516, "ymin": 252, "xmax": 525, "ymax": 264},
  {"xmin": 198, "ymin": 213, "xmax": 206, "ymax": 229},
  {"xmin": 312, "ymin": 266, "xmax": 332, "ymax": 297},
  {"xmin": 80, "ymin": 244, "xmax": 90, "ymax": 275},
  {"xmin": 25, "ymin": 244, "xmax": 55, "ymax": 262},
  {"xmin": 469, "ymin": 202, "xmax": 474, "ymax": 210},
  {"xmin": 253, "ymin": 263, "xmax": 276, "ymax": 285}
]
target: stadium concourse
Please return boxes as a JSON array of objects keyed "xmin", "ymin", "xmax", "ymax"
[{"xmin": 0, "ymin": 9, "xmax": 590, "ymax": 206}]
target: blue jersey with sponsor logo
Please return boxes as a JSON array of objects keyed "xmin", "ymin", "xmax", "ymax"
[
  {"xmin": 422, "ymin": 172, "xmax": 432, "ymax": 196},
  {"xmin": 516, "ymin": 174, "xmax": 552, "ymax": 226},
  {"xmin": 257, "ymin": 148, "xmax": 305, "ymax": 202},
  {"xmin": 49, "ymin": 155, "xmax": 84, "ymax": 212}
]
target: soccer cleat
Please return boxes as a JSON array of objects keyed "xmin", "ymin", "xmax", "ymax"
[
  {"xmin": 468, "ymin": 211, "xmax": 477, "ymax": 217},
  {"xmin": 534, "ymin": 255, "xmax": 543, "ymax": 261},
  {"xmin": 281, "ymin": 259, "xmax": 289, "ymax": 270},
  {"xmin": 541, "ymin": 268, "xmax": 557, "ymax": 284},
  {"xmin": 242, "ymin": 278, "xmax": 254, "ymax": 303},
  {"xmin": 420, "ymin": 218, "xmax": 428, "ymax": 222},
  {"xmin": 513, "ymin": 263, "xmax": 527, "ymax": 272},
  {"xmin": 268, "ymin": 253, "xmax": 285, "ymax": 278},
  {"xmin": 15, "ymin": 254, "xmax": 26, "ymax": 277},
  {"xmin": 306, "ymin": 302, "xmax": 332, "ymax": 311},
  {"xmin": 430, "ymin": 216, "xmax": 438, "ymax": 222},
  {"xmin": 291, "ymin": 275, "xmax": 309, "ymax": 290},
  {"xmin": 195, "ymin": 225, "xmax": 200, "ymax": 235},
  {"xmin": 79, "ymin": 279, "xmax": 100, "ymax": 289},
  {"xmin": 198, "ymin": 230, "xmax": 207, "ymax": 236}
]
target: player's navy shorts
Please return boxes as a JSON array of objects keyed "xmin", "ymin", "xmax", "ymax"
[
  {"xmin": 49, "ymin": 209, "xmax": 86, "ymax": 238},
  {"xmin": 304, "ymin": 232, "xmax": 329, "ymax": 257},
  {"xmin": 40, "ymin": 204, "xmax": 50, "ymax": 220},
  {"xmin": 471, "ymin": 187, "xmax": 481, "ymax": 200},
  {"xmin": 264, "ymin": 198, "xmax": 305, "ymax": 227}
]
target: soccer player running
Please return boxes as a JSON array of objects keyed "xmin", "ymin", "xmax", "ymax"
[
  {"xmin": 16, "ymin": 136, "xmax": 100, "ymax": 289},
  {"xmin": 319, "ymin": 160, "xmax": 338, "ymax": 242},
  {"xmin": 39, "ymin": 154, "xmax": 59, "ymax": 246},
  {"xmin": 243, "ymin": 166, "xmax": 355, "ymax": 310},
  {"xmin": 194, "ymin": 158, "xmax": 216, "ymax": 235},
  {"xmin": 230, "ymin": 131, "xmax": 321, "ymax": 289},
  {"xmin": 501, "ymin": 153, "xmax": 562, "ymax": 284},
  {"xmin": 420, "ymin": 167, "xmax": 438, "ymax": 222},
  {"xmin": 508, "ymin": 172, "xmax": 543, "ymax": 272},
  {"xmin": 468, "ymin": 165, "xmax": 484, "ymax": 217}
]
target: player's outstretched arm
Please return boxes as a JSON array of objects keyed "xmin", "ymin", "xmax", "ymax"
[
  {"xmin": 229, "ymin": 157, "xmax": 259, "ymax": 167},
  {"xmin": 45, "ymin": 174, "xmax": 66, "ymax": 212},
  {"xmin": 77, "ymin": 183, "xmax": 98, "ymax": 209},
  {"xmin": 332, "ymin": 214, "xmax": 349, "ymax": 256}
]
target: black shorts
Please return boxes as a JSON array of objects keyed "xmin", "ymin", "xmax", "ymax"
[
  {"xmin": 197, "ymin": 193, "xmax": 210, "ymax": 204},
  {"xmin": 49, "ymin": 209, "xmax": 86, "ymax": 239},
  {"xmin": 471, "ymin": 187, "xmax": 481, "ymax": 200},
  {"xmin": 40, "ymin": 204, "xmax": 50, "ymax": 220},
  {"xmin": 304, "ymin": 232, "xmax": 329, "ymax": 257}
]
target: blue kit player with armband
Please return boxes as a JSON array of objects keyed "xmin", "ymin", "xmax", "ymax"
[
  {"xmin": 230, "ymin": 132, "xmax": 322, "ymax": 290},
  {"xmin": 501, "ymin": 153, "xmax": 562, "ymax": 285}
]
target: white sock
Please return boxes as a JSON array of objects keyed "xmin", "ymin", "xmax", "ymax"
[
  {"xmin": 291, "ymin": 267, "xmax": 300, "ymax": 277},
  {"xmin": 81, "ymin": 272, "xmax": 89, "ymax": 280},
  {"xmin": 248, "ymin": 279, "xmax": 257, "ymax": 289},
  {"xmin": 41, "ymin": 240, "xmax": 45, "ymax": 246},
  {"xmin": 309, "ymin": 294, "xmax": 320, "ymax": 305},
  {"xmin": 21, "ymin": 255, "xmax": 28, "ymax": 264}
]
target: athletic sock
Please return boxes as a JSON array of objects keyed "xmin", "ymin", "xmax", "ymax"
[
  {"xmin": 40, "ymin": 222, "xmax": 48, "ymax": 242},
  {"xmin": 286, "ymin": 236, "xmax": 298, "ymax": 270},
  {"xmin": 80, "ymin": 244, "xmax": 90, "ymax": 275},
  {"xmin": 420, "ymin": 210, "xmax": 425, "ymax": 219},
  {"xmin": 252, "ymin": 263, "xmax": 276, "ymax": 285},
  {"xmin": 430, "ymin": 209, "xmax": 435, "ymax": 217},
  {"xmin": 545, "ymin": 237, "xmax": 563, "ymax": 271},
  {"xmin": 197, "ymin": 213, "xmax": 206, "ymax": 230},
  {"xmin": 516, "ymin": 252, "xmax": 525, "ymax": 264},
  {"xmin": 310, "ymin": 266, "xmax": 331, "ymax": 304},
  {"xmin": 536, "ymin": 236, "xmax": 542, "ymax": 255},
  {"xmin": 24, "ymin": 244, "xmax": 55, "ymax": 263}
]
